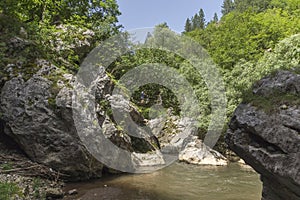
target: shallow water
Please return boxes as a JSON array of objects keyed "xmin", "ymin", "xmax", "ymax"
[{"xmin": 64, "ymin": 163, "xmax": 262, "ymax": 200}]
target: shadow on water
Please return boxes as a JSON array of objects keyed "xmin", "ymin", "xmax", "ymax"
[{"xmin": 64, "ymin": 162, "xmax": 262, "ymax": 200}]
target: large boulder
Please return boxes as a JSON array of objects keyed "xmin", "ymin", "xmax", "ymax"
[
  {"xmin": 0, "ymin": 61, "xmax": 103, "ymax": 181},
  {"xmin": 226, "ymin": 70, "xmax": 300, "ymax": 200},
  {"xmin": 179, "ymin": 136, "xmax": 227, "ymax": 166},
  {"xmin": 148, "ymin": 114, "xmax": 227, "ymax": 166},
  {"xmin": 0, "ymin": 61, "xmax": 158, "ymax": 180}
]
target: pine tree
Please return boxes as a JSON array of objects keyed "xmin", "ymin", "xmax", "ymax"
[
  {"xmin": 192, "ymin": 14, "xmax": 199, "ymax": 30},
  {"xmin": 221, "ymin": 0, "xmax": 235, "ymax": 15},
  {"xmin": 144, "ymin": 32, "xmax": 153, "ymax": 44},
  {"xmin": 213, "ymin": 13, "xmax": 219, "ymax": 23},
  {"xmin": 184, "ymin": 18, "xmax": 192, "ymax": 32},
  {"xmin": 198, "ymin": 9, "xmax": 206, "ymax": 29}
]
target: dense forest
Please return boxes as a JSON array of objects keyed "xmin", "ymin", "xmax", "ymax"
[{"xmin": 1, "ymin": 0, "xmax": 299, "ymax": 153}]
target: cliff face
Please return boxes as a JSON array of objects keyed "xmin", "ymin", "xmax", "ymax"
[{"xmin": 226, "ymin": 70, "xmax": 300, "ymax": 200}]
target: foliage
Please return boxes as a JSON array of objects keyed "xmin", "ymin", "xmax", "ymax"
[
  {"xmin": 181, "ymin": 1, "xmax": 300, "ymax": 151},
  {"xmin": 0, "ymin": 0, "xmax": 121, "ymax": 77},
  {"xmin": 234, "ymin": 0, "xmax": 272, "ymax": 13},
  {"xmin": 184, "ymin": 8, "xmax": 206, "ymax": 32},
  {"xmin": 0, "ymin": 182, "xmax": 22, "ymax": 200},
  {"xmin": 221, "ymin": 0, "xmax": 235, "ymax": 15}
]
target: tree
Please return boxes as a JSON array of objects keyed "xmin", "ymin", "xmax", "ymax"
[
  {"xmin": 190, "ymin": 9, "xmax": 206, "ymax": 30},
  {"xmin": 198, "ymin": 9, "xmax": 206, "ymax": 29},
  {"xmin": 213, "ymin": 13, "xmax": 219, "ymax": 23},
  {"xmin": 221, "ymin": 0, "xmax": 235, "ymax": 15},
  {"xmin": 0, "ymin": 0, "xmax": 121, "ymax": 32},
  {"xmin": 184, "ymin": 18, "xmax": 192, "ymax": 32},
  {"xmin": 144, "ymin": 32, "xmax": 153, "ymax": 44},
  {"xmin": 191, "ymin": 14, "xmax": 199, "ymax": 30},
  {"xmin": 234, "ymin": 0, "xmax": 272, "ymax": 13}
]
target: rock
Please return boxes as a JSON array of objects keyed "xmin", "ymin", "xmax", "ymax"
[
  {"xmin": 0, "ymin": 61, "xmax": 162, "ymax": 180},
  {"xmin": 132, "ymin": 150, "xmax": 165, "ymax": 167},
  {"xmin": 45, "ymin": 188, "xmax": 64, "ymax": 199},
  {"xmin": 68, "ymin": 189, "xmax": 78, "ymax": 195},
  {"xmin": 148, "ymin": 115, "xmax": 227, "ymax": 166},
  {"xmin": 0, "ymin": 63, "xmax": 104, "ymax": 181},
  {"xmin": 226, "ymin": 70, "xmax": 300, "ymax": 200},
  {"xmin": 179, "ymin": 136, "xmax": 227, "ymax": 166}
]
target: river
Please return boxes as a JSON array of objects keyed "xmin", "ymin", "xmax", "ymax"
[{"xmin": 64, "ymin": 163, "xmax": 262, "ymax": 200}]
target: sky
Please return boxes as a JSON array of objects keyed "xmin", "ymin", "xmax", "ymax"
[{"xmin": 116, "ymin": 0, "xmax": 224, "ymax": 33}]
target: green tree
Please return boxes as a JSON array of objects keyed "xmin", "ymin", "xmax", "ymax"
[
  {"xmin": 234, "ymin": 0, "xmax": 272, "ymax": 13},
  {"xmin": 184, "ymin": 18, "xmax": 192, "ymax": 32},
  {"xmin": 191, "ymin": 14, "xmax": 199, "ymax": 30},
  {"xmin": 213, "ymin": 13, "xmax": 219, "ymax": 23},
  {"xmin": 221, "ymin": 0, "xmax": 235, "ymax": 15},
  {"xmin": 198, "ymin": 9, "xmax": 206, "ymax": 29}
]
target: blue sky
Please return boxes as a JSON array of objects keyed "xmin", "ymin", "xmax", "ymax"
[{"xmin": 116, "ymin": 0, "xmax": 224, "ymax": 33}]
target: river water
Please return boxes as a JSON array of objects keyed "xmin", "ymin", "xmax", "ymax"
[{"xmin": 64, "ymin": 163, "xmax": 262, "ymax": 200}]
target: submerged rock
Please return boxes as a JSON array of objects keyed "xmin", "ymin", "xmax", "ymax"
[{"xmin": 226, "ymin": 71, "xmax": 300, "ymax": 200}]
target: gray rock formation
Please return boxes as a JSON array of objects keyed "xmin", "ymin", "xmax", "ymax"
[
  {"xmin": 179, "ymin": 136, "xmax": 227, "ymax": 166},
  {"xmin": 0, "ymin": 61, "xmax": 158, "ymax": 180},
  {"xmin": 226, "ymin": 71, "xmax": 300, "ymax": 200},
  {"xmin": 0, "ymin": 61, "xmax": 103, "ymax": 181},
  {"xmin": 148, "ymin": 114, "xmax": 227, "ymax": 166}
]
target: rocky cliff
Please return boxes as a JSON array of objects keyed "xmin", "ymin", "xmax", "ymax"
[{"xmin": 226, "ymin": 70, "xmax": 300, "ymax": 200}]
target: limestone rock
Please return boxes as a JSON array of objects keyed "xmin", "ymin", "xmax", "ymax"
[
  {"xmin": 0, "ymin": 61, "xmax": 161, "ymax": 180},
  {"xmin": 0, "ymin": 63, "xmax": 103, "ymax": 181},
  {"xmin": 179, "ymin": 136, "xmax": 227, "ymax": 166},
  {"xmin": 226, "ymin": 70, "xmax": 300, "ymax": 200}
]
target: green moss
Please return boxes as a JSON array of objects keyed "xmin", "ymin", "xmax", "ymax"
[
  {"xmin": 98, "ymin": 99, "xmax": 113, "ymax": 117},
  {"xmin": 47, "ymin": 97, "xmax": 57, "ymax": 109},
  {"xmin": 242, "ymin": 89, "xmax": 300, "ymax": 113}
]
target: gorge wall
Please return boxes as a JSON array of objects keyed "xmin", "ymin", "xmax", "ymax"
[{"xmin": 226, "ymin": 70, "xmax": 300, "ymax": 200}]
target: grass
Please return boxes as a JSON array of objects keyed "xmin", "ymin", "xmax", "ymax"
[
  {"xmin": 242, "ymin": 89, "xmax": 300, "ymax": 114},
  {"xmin": 32, "ymin": 178, "xmax": 45, "ymax": 199},
  {"xmin": 0, "ymin": 182, "xmax": 22, "ymax": 200},
  {"xmin": 1, "ymin": 162, "xmax": 13, "ymax": 170}
]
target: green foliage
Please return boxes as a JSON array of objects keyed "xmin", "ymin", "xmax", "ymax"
[
  {"xmin": 184, "ymin": 18, "xmax": 192, "ymax": 32},
  {"xmin": 0, "ymin": 182, "xmax": 22, "ymax": 200},
  {"xmin": 234, "ymin": 0, "xmax": 272, "ymax": 13},
  {"xmin": 185, "ymin": 8, "xmax": 206, "ymax": 32},
  {"xmin": 0, "ymin": 0, "xmax": 121, "ymax": 76},
  {"xmin": 32, "ymin": 178, "xmax": 45, "ymax": 199},
  {"xmin": 244, "ymin": 91, "xmax": 300, "ymax": 113},
  {"xmin": 187, "ymin": 7, "xmax": 299, "ymax": 70},
  {"xmin": 213, "ymin": 13, "xmax": 219, "ymax": 23},
  {"xmin": 1, "ymin": 162, "xmax": 13, "ymax": 170},
  {"xmin": 221, "ymin": 0, "xmax": 235, "ymax": 15},
  {"xmin": 183, "ymin": 3, "xmax": 299, "ymax": 152}
]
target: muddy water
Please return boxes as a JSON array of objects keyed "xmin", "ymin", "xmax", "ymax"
[{"xmin": 64, "ymin": 163, "xmax": 262, "ymax": 200}]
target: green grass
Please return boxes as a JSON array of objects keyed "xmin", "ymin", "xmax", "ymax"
[
  {"xmin": 0, "ymin": 182, "xmax": 22, "ymax": 200},
  {"xmin": 242, "ymin": 89, "xmax": 300, "ymax": 113},
  {"xmin": 1, "ymin": 162, "xmax": 13, "ymax": 170}
]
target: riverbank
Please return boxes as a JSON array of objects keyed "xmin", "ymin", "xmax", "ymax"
[{"xmin": 0, "ymin": 135, "xmax": 65, "ymax": 199}]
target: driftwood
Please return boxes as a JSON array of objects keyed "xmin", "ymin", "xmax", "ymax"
[{"xmin": 0, "ymin": 152, "xmax": 69, "ymax": 181}]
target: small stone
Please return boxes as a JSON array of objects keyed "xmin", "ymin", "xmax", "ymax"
[
  {"xmin": 280, "ymin": 104, "xmax": 288, "ymax": 110},
  {"xmin": 46, "ymin": 188, "xmax": 64, "ymax": 199},
  {"xmin": 68, "ymin": 189, "xmax": 78, "ymax": 195}
]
